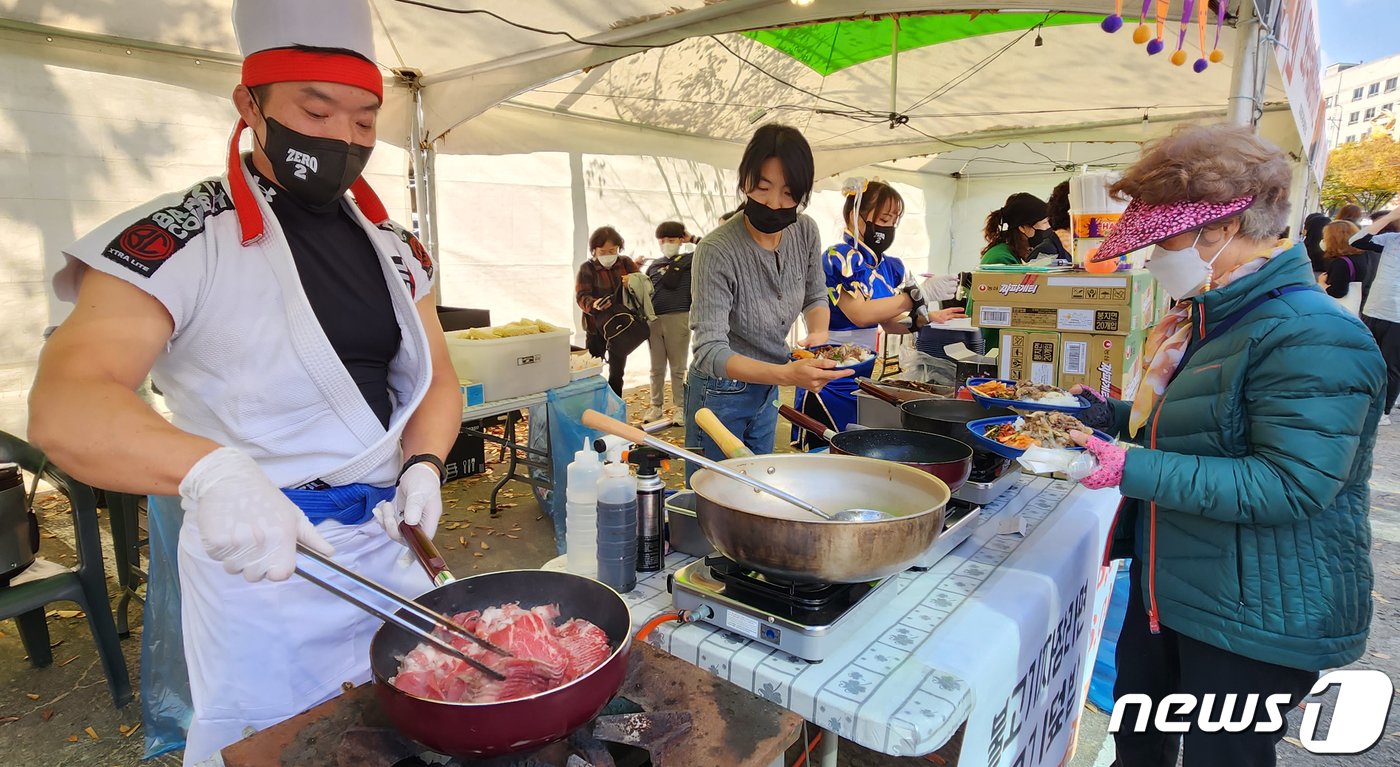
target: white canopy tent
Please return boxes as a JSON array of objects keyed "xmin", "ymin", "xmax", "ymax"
[{"xmin": 0, "ymin": 0, "xmax": 1318, "ymax": 431}]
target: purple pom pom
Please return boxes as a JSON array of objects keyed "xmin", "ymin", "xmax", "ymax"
[
  {"xmin": 1193, "ymin": 58, "xmax": 1209, "ymax": 73},
  {"xmin": 1146, "ymin": 38, "xmax": 1165, "ymax": 55},
  {"xmin": 1101, "ymin": 15, "xmax": 1124, "ymax": 33}
]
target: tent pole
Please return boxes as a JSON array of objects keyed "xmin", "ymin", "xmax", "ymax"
[
  {"xmin": 890, "ymin": 15, "xmax": 900, "ymax": 117},
  {"xmin": 404, "ymin": 70, "xmax": 442, "ymax": 304},
  {"xmin": 1226, "ymin": 0, "xmax": 1264, "ymax": 128}
]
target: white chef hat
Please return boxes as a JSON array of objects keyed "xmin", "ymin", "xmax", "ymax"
[{"xmin": 227, "ymin": 0, "xmax": 387, "ymax": 245}]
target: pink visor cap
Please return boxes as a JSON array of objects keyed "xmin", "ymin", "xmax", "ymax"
[{"xmin": 1091, "ymin": 195, "xmax": 1255, "ymax": 262}]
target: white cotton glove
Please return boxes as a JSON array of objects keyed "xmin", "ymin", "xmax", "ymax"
[
  {"xmin": 921, "ymin": 274, "xmax": 960, "ymax": 303},
  {"xmin": 379, "ymin": 463, "xmax": 443, "ymax": 544},
  {"xmin": 179, "ymin": 447, "xmax": 334, "ymax": 583}
]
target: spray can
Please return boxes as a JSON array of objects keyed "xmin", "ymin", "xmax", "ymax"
[{"xmin": 629, "ymin": 448, "xmax": 666, "ymax": 572}]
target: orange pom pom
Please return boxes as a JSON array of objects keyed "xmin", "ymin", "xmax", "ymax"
[
  {"xmin": 1171, "ymin": 50, "xmax": 1187, "ymax": 66},
  {"xmin": 1085, "ymin": 251, "xmax": 1118, "ymax": 273},
  {"xmin": 1209, "ymin": 48, "xmax": 1224, "ymax": 63},
  {"xmin": 1132, "ymin": 24, "xmax": 1150, "ymax": 44}
]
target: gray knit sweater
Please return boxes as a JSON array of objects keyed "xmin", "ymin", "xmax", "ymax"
[{"xmin": 689, "ymin": 213, "xmax": 826, "ymax": 379}]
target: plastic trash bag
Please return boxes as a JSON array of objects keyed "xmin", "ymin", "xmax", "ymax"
[
  {"xmin": 528, "ymin": 376, "xmax": 626, "ymax": 553},
  {"xmin": 898, "ymin": 344, "xmax": 957, "ymax": 387},
  {"xmin": 140, "ymin": 495, "xmax": 191, "ymax": 759}
]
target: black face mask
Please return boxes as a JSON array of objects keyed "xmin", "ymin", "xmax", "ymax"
[
  {"xmin": 744, "ymin": 197, "xmax": 799, "ymax": 234},
  {"xmin": 257, "ymin": 116, "xmax": 373, "ymax": 212},
  {"xmin": 864, "ymin": 221, "xmax": 897, "ymax": 255},
  {"xmin": 1029, "ymin": 227, "xmax": 1067, "ymax": 258}
]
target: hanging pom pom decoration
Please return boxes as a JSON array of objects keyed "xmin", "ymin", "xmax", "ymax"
[
  {"xmin": 1209, "ymin": 0, "xmax": 1226, "ymax": 63},
  {"xmin": 1193, "ymin": 0, "xmax": 1210, "ymax": 72},
  {"xmin": 1102, "ymin": 0, "xmax": 1124, "ymax": 32},
  {"xmin": 1146, "ymin": 0, "xmax": 1168, "ymax": 55},
  {"xmin": 1132, "ymin": 0, "xmax": 1152, "ymax": 44},
  {"xmin": 1170, "ymin": 0, "xmax": 1194, "ymax": 66}
]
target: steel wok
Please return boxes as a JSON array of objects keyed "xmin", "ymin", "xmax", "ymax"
[{"xmin": 691, "ymin": 453, "xmax": 950, "ymax": 583}]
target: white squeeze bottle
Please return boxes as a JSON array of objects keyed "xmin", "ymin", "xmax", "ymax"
[{"xmin": 565, "ymin": 440, "xmax": 602, "ymax": 577}]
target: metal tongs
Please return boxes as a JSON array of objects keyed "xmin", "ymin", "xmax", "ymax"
[{"xmin": 294, "ymin": 531, "xmax": 512, "ymax": 681}]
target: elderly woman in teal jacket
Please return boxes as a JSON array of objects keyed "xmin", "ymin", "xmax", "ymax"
[{"xmin": 1065, "ymin": 125, "xmax": 1384, "ymax": 766}]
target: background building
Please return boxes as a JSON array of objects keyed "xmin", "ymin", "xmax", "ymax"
[{"xmin": 1324, "ymin": 53, "xmax": 1400, "ymax": 148}]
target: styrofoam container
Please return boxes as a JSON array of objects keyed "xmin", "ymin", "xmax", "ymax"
[{"xmin": 445, "ymin": 329, "xmax": 571, "ymax": 402}]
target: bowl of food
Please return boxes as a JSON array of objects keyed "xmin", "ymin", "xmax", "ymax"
[
  {"xmin": 964, "ymin": 411, "xmax": 1114, "ymax": 460},
  {"xmin": 966, "ymin": 378, "xmax": 1090, "ymax": 413},
  {"xmin": 790, "ymin": 343, "xmax": 876, "ymax": 369}
]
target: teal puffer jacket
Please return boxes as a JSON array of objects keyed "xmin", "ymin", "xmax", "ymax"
[{"xmin": 1105, "ymin": 245, "xmax": 1384, "ymax": 671}]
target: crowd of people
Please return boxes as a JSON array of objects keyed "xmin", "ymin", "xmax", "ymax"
[
  {"xmin": 568, "ymin": 120, "xmax": 1389, "ymax": 767},
  {"xmin": 11, "ymin": 0, "xmax": 1391, "ymax": 765}
]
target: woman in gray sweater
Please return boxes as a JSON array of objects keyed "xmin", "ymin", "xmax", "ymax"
[{"xmin": 686, "ymin": 124, "xmax": 850, "ymax": 465}]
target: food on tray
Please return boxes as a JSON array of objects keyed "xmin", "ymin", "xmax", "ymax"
[
  {"xmin": 452, "ymin": 318, "xmax": 564, "ymax": 340},
  {"xmin": 878, "ymin": 379, "xmax": 949, "ymax": 396},
  {"xmin": 570, "ymin": 353, "xmax": 604, "ymax": 372},
  {"xmin": 984, "ymin": 412, "xmax": 1089, "ymax": 450},
  {"xmin": 790, "ymin": 343, "xmax": 875, "ymax": 367},
  {"xmin": 971, "ymin": 380, "xmax": 1081, "ymax": 408},
  {"xmin": 391, "ymin": 603, "xmax": 611, "ymax": 704}
]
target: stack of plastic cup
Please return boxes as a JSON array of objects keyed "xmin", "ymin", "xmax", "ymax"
[
  {"xmin": 594, "ymin": 462, "xmax": 638, "ymax": 593},
  {"xmin": 564, "ymin": 440, "xmax": 602, "ymax": 578}
]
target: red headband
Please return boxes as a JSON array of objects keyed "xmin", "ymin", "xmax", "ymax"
[{"xmin": 228, "ymin": 48, "xmax": 387, "ymax": 245}]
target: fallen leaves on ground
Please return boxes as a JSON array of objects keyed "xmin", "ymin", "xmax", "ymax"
[
  {"xmin": 122, "ymin": 723, "xmax": 141, "ymax": 738},
  {"xmin": 41, "ymin": 709, "xmax": 53, "ymax": 722},
  {"xmin": 66, "ymin": 735, "xmax": 78, "ymax": 743},
  {"xmin": 84, "ymin": 726, "xmax": 98, "ymax": 740},
  {"xmin": 25, "ymin": 693, "xmax": 39, "ymax": 701}
]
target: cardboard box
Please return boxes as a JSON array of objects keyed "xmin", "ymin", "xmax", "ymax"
[
  {"xmin": 999, "ymin": 330, "xmax": 1061, "ymax": 386},
  {"xmin": 1057, "ymin": 331, "xmax": 1146, "ymax": 400},
  {"xmin": 969, "ymin": 270, "xmax": 1156, "ymax": 336},
  {"xmin": 443, "ymin": 426, "xmax": 486, "ymax": 483},
  {"xmin": 1153, "ymin": 282, "xmax": 1172, "ymax": 323},
  {"xmin": 460, "ymin": 381, "xmax": 485, "ymax": 409}
]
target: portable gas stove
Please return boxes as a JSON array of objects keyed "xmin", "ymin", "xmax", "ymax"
[
  {"xmin": 952, "ymin": 453, "xmax": 1021, "ymax": 506},
  {"xmin": 910, "ymin": 498, "xmax": 981, "ymax": 570},
  {"xmin": 669, "ymin": 555, "xmax": 896, "ymax": 661}
]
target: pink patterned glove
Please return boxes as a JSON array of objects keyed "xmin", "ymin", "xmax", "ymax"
[{"xmin": 1072, "ymin": 432, "xmax": 1126, "ymax": 489}]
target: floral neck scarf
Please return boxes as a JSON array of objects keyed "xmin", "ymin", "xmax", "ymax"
[{"xmin": 1126, "ymin": 252, "xmax": 1276, "ymax": 436}]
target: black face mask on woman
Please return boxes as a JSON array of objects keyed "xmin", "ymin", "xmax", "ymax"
[
  {"xmin": 744, "ymin": 197, "xmax": 799, "ymax": 234},
  {"xmin": 1029, "ymin": 228, "xmax": 1068, "ymax": 259},
  {"xmin": 864, "ymin": 221, "xmax": 897, "ymax": 255}
]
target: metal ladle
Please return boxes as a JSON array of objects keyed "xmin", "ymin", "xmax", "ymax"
[{"xmin": 581, "ymin": 409, "xmax": 893, "ymax": 522}]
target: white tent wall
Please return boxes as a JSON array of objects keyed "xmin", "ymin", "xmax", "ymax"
[
  {"xmin": 946, "ymin": 172, "xmax": 1073, "ymax": 274},
  {"xmin": 429, "ymin": 153, "xmax": 954, "ymax": 393}
]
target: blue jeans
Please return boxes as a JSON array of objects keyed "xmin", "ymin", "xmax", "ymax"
[{"xmin": 684, "ymin": 370, "xmax": 778, "ymax": 484}]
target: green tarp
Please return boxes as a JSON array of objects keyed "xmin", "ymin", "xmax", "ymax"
[{"xmin": 742, "ymin": 13, "xmax": 1102, "ymax": 77}]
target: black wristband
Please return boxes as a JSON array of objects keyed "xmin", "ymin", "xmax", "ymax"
[{"xmin": 400, "ymin": 453, "xmax": 447, "ymax": 484}]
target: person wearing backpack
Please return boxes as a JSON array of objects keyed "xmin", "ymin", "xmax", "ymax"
[{"xmin": 644, "ymin": 221, "xmax": 697, "ymax": 424}]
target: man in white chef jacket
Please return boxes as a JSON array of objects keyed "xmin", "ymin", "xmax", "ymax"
[{"xmin": 26, "ymin": 1, "xmax": 462, "ymax": 763}]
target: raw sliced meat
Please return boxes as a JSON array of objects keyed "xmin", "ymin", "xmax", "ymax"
[
  {"xmin": 555, "ymin": 619, "xmax": 611, "ymax": 681},
  {"xmin": 390, "ymin": 602, "xmax": 612, "ymax": 704}
]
